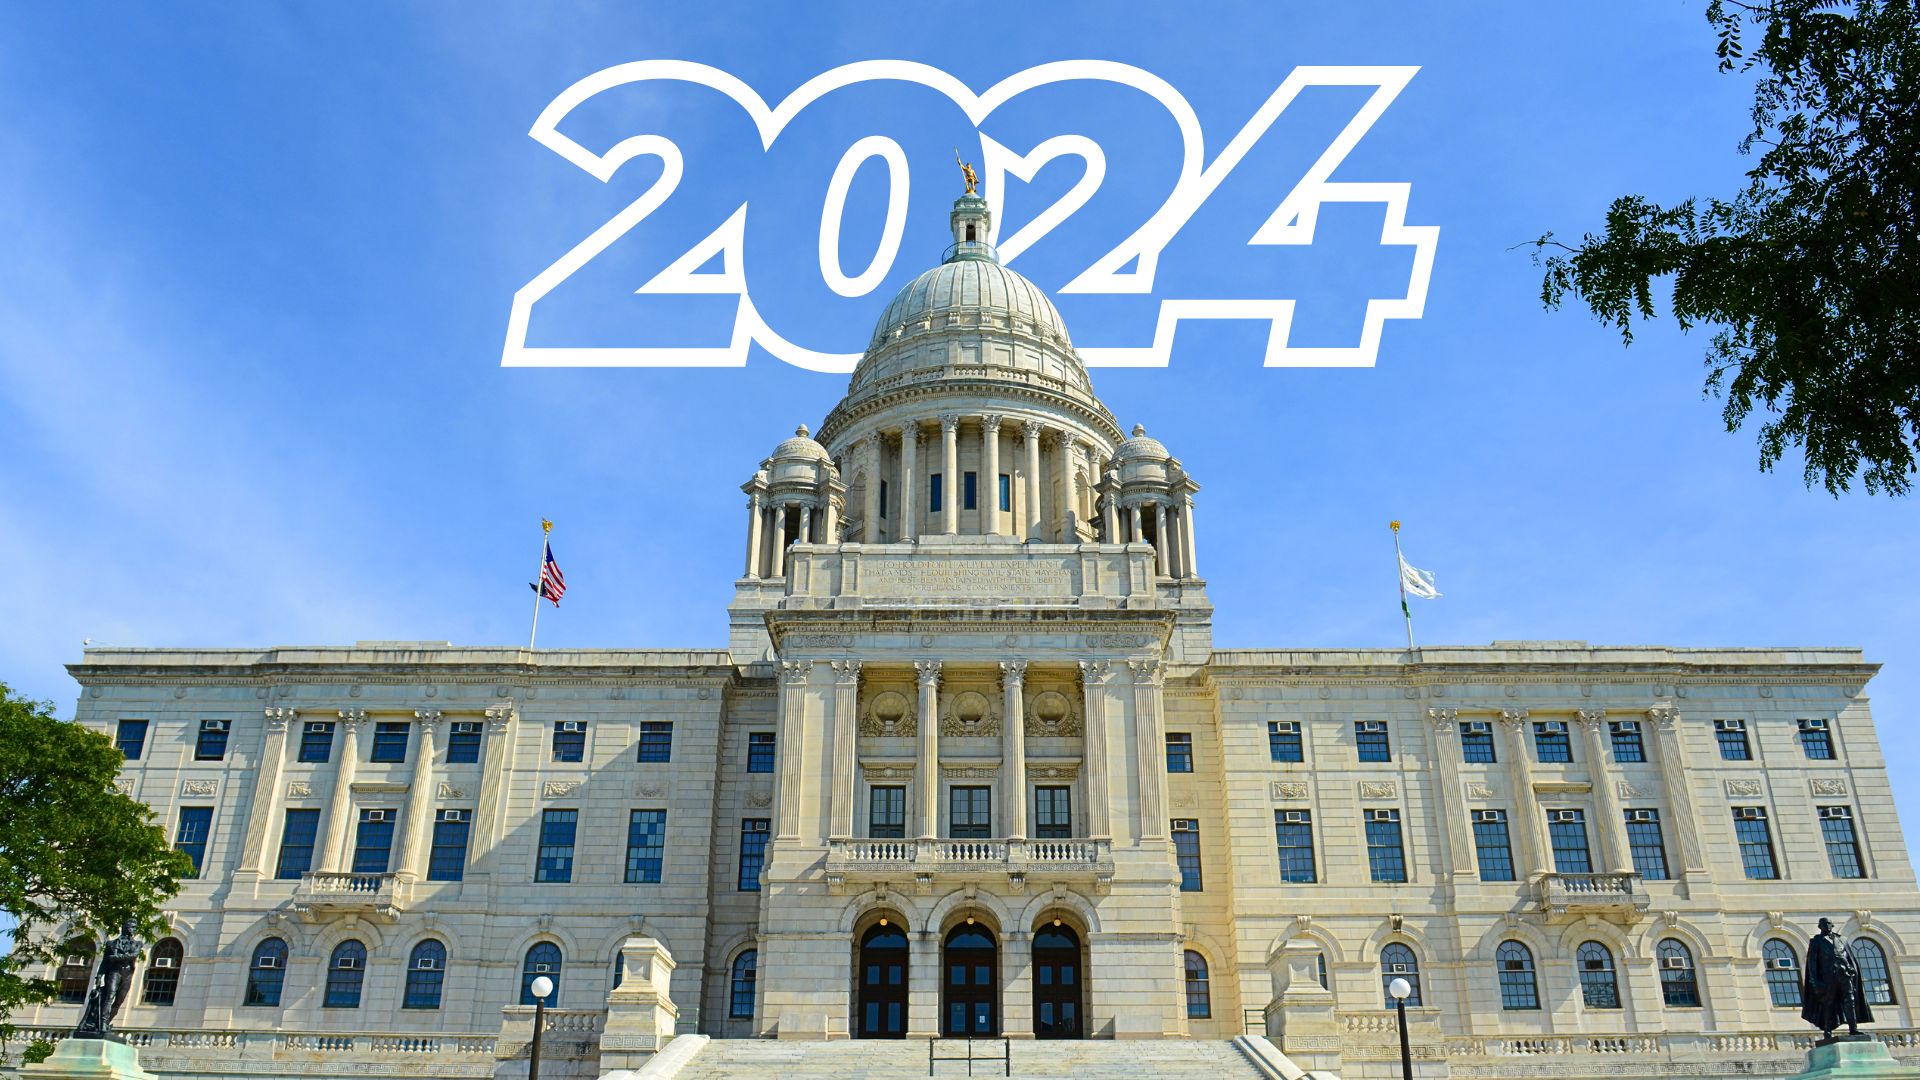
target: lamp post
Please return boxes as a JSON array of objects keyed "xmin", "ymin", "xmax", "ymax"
[
  {"xmin": 529, "ymin": 975, "xmax": 555, "ymax": 1080},
  {"xmin": 1388, "ymin": 976, "xmax": 1413, "ymax": 1080}
]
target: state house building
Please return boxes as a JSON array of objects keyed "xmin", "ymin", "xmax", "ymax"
[{"xmin": 22, "ymin": 194, "xmax": 1920, "ymax": 1080}]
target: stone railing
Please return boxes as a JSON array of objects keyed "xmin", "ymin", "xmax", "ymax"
[
  {"xmin": 824, "ymin": 837, "xmax": 1114, "ymax": 888},
  {"xmin": 7, "ymin": 1027, "xmax": 502, "ymax": 1078},
  {"xmin": 1534, "ymin": 872, "xmax": 1650, "ymax": 919},
  {"xmin": 292, "ymin": 871, "xmax": 409, "ymax": 920}
]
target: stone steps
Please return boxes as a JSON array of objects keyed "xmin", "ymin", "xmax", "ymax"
[{"xmin": 665, "ymin": 1037, "xmax": 1272, "ymax": 1079}]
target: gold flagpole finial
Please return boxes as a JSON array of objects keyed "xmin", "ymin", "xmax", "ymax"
[
  {"xmin": 541, "ymin": 518, "xmax": 554, "ymax": 535},
  {"xmin": 1390, "ymin": 520, "xmax": 1401, "ymax": 532}
]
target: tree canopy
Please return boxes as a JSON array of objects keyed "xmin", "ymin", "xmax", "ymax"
[
  {"xmin": 0, "ymin": 683, "xmax": 189, "ymax": 1045},
  {"xmin": 1535, "ymin": 0, "xmax": 1920, "ymax": 494}
]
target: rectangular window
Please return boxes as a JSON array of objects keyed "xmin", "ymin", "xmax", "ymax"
[
  {"xmin": 1820, "ymin": 806, "xmax": 1865, "ymax": 878},
  {"xmin": 370, "ymin": 721, "xmax": 409, "ymax": 763},
  {"xmin": 1366, "ymin": 809, "xmax": 1408, "ymax": 883},
  {"xmin": 298, "ymin": 721, "xmax": 335, "ymax": 764},
  {"xmin": 275, "ymin": 808, "xmax": 321, "ymax": 880},
  {"xmin": 1274, "ymin": 810, "xmax": 1317, "ymax": 883},
  {"xmin": 880, "ymin": 479, "xmax": 889, "ymax": 518},
  {"xmin": 428, "ymin": 809, "xmax": 470, "ymax": 882},
  {"xmin": 929, "ymin": 473, "xmax": 943, "ymax": 513},
  {"xmin": 1460, "ymin": 721, "xmax": 1496, "ymax": 763},
  {"xmin": 1035, "ymin": 786, "xmax": 1072, "ymax": 839},
  {"xmin": 1533, "ymin": 721, "xmax": 1573, "ymax": 763},
  {"xmin": 1609, "ymin": 720, "xmax": 1645, "ymax": 763},
  {"xmin": 1548, "ymin": 809, "xmax": 1592, "ymax": 873},
  {"xmin": 1799, "ymin": 718, "xmax": 1835, "ymax": 760},
  {"xmin": 963, "ymin": 470, "xmax": 977, "ymax": 511},
  {"xmin": 445, "ymin": 721, "xmax": 482, "ymax": 764},
  {"xmin": 115, "ymin": 719, "xmax": 148, "ymax": 760},
  {"xmin": 1624, "ymin": 809, "xmax": 1669, "ymax": 880},
  {"xmin": 552, "ymin": 720, "xmax": 586, "ymax": 763},
  {"xmin": 869, "ymin": 786, "xmax": 906, "ymax": 838},
  {"xmin": 194, "ymin": 719, "xmax": 230, "ymax": 761},
  {"xmin": 738, "ymin": 819, "xmax": 770, "ymax": 891},
  {"xmin": 535, "ymin": 809, "xmax": 578, "ymax": 883},
  {"xmin": 1165, "ymin": 732, "xmax": 1194, "ymax": 773},
  {"xmin": 998, "ymin": 474, "xmax": 1011, "ymax": 512},
  {"xmin": 746, "ymin": 731, "xmax": 775, "ymax": 773},
  {"xmin": 174, "ymin": 806, "xmax": 213, "ymax": 878},
  {"xmin": 1734, "ymin": 808, "xmax": 1779, "ymax": 879},
  {"xmin": 1268, "ymin": 721, "xmax": 1303, "ymax": 763},
  {"xmin": 1355, "ymin": 721, "xmax": 1391, "ymax": 763},
  {"xmin": 638, "ymin": 721, "xmax": 673, "ymax": 763},
  {"xmin": 950, "ymin": 786, "xmax": 991, "ymax": 839},
  {"xmin": 625, "ymin": 809, "xmax": 668, "ymax": 884},
  {"xmin": 1472, "ymin": 810, "xmax": 1516, "ymax": 882},
  {"xmin": 352, "ymin": 809, "xmax": 395, "ymax": 874},
  {"xmin": 1716, "ymin": 719, "xmax": 1752, "ymax": 761},
  {"xmin": 1172, "ymin": 819, "xmax": 1202, "ymax": 891}
]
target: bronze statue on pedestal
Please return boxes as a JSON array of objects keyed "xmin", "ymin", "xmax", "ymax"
[
  {"xmin": 72, "ymin": 921, "xmax": 143, "ymax": 1042},
  {"xmin": 1803, "ymin": 917, "xmax": 1875, "ymax": 1041}
]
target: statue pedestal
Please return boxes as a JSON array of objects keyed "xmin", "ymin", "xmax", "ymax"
[
  {"xmin": 20, "ymin": 1040, "xmax": 157, "ymax": 1080},
  {"xmin": 1793, "ymin": 1037, "xmax": 1920, "ymax": 1080}
]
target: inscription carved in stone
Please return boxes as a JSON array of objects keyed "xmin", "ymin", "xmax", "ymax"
[{"xmin": 859, "ymin": 558, "xmax": 1073, "ymax": 597}]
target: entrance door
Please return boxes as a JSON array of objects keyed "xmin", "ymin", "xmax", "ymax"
[
  {"xmin": 1032, "ymin": 925, "xmax": 1083, "ymax": 1039},
  {"xmin": 857, "ymin": 924, "xmax": 909, "ymax": 1038},
  {"xmin": 942, "ymin": 924, "xmax": 998, "ymax": 1036}
]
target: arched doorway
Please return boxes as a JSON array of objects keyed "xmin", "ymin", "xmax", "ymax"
[
  {"xmin": 1032, "ymin": 924, "xmax": 1083, "ymax": 1039},
  {"xmin": 857, "ymin": 923, "xmax": 909, "ymax": 1038},
  {"xmin": 942, "ymin": 923, "xmax": 998, "ymax": 1036}
]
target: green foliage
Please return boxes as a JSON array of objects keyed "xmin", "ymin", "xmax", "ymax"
[
  {"xmin": 23, "ymin": 1038, "xmax": 55, "ymax": 1064},
  {"xmin": 0, "ymin": 683, "xmax": 190, "ymax": 1047},
  {"xmin": 1536, "ymin": 0, "xmax": 1920, "ymax": 494}
]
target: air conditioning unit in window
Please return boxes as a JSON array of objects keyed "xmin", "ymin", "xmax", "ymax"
[
  {"xmin": 531, "ymin": 963, "xmax": 554, "ymax": 974},
  {"xmin": 1282, "ymin": 812, "xmax": 1309, "ymax": 824},
  {"xmin": 364, "ymin": 810, "xmax": 392, "ymax": 822},
  {"xmin": 257, "ymin": 956, "xmax": 283, "ymax": 969},
  {"xmin": 1550, "ymin": 810, "xmax": 1581, "ymax": 823},
  {"xmin": 1540, "ymin": 722, "xmax": 1568, "ymax": 733},
  {"xmin": 152, "ymin": 956, "xmax": 177, "ymax": 969},
  {"xmin": 1663, "ymin": 956, "xmax": 1689, "ymax": 970},
  {"xmin": 1819, "ymin": 806, "xmax": 1851, "ymax": 819},
  {"xmin": 559, "ymin": 721, "xmax": 585, "ymax": 733},
  {"xmin": 1582, "ymin": 959, "xmax": 1607, "ymax": 972},
  {"xmin": 1715, "ymin": 720, "xmax": 1744, "ymax": 731},
  {"xmin": 1502, "ymin": 960, "xmax": 1526, "ymax": 972},
  {"xmin": 1626, "ymin": 810, "xmax": 1657, "ymax": 823},
  {"xmin": 438, "ymin": 809, "xmax": 470, "ymax": 823},
  {"xmin": 1472, "ymin": 811, "xmax": 1504, "ymax": 823},
  {"xmin": 1387, "ymin": 963, "xmax": 1410, "ymax": 974},
  {"xmin": 202, "ymin": 720, "xmax": 229, "ymax": 731},
  {"xmin": 336, "ymin": 957, "xmax": 361, "ymax": 970},
  {"xmin": 1770, "ymin": 957, "xmax": 1795, "ymax": 970},
  {"xmin": 1274, "ymin": 721, "xmax": 1300, "ymax": 733},
  {"xmin": 1358, "ymin": 721, "xmax": 1387, "ymax": 732},
  {"xmin": 1464, "ymin": 721, "xmax": 1491, "ymax": 734},
  {"xmin": 63, "ymin": 955, "xmax": 89, "ymax": 967},
  {"xmin": 1737, "ymin": 807, "xmax": 1766, "ymax": 820},
  {"xmin": 1800, "ymin": 718, "xmax": 1829, "ymax": 730},
  {"xmin": 415, "ymin": 958, "xmax": 441, "ymax": 971}
]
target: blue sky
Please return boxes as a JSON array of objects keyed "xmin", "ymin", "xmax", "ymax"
[{"xmin": 3, "ymin": 3, "xmax": 1918, "ymax": 871}]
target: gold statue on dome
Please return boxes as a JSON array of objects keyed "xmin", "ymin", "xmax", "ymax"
[{"xmin": 954, "ymin": 149, "xmax": 978, "ymax": 196}]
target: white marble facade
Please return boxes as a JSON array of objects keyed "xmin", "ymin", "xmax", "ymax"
[{"xmin": 21, "ymin": 196, "xmax": 1920, "ymax": 1080}]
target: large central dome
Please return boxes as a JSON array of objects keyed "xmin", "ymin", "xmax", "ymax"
[{"xmin": 866, "ymin": 256, "xmax": 1070, "ymax": 352}]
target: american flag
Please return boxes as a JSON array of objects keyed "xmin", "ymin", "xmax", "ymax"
[{"xmin": 537, "ymin": 541, "xmax": 566, "ymax": 606}]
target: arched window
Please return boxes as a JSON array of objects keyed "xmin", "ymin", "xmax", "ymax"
[
  {"xmin": 1496, "ymin": 941, "xmax": 1538, "ymax": 1010},
  {"xmin": 142, "ymin": 938, "xmax": 184, "ymax": 1006},
  {"xmin": 1576, "ymin": 941, "xmax": 1620, "ymax": 1009},
  {"xmin": 730, "ymin": 950, "xmax": 757, "ymax": 1019},
  {"xmin": 324, "ymin": 940, "xmax": 367, "ymax": 1009},
  {"xmin": 1316, "ymin": 952, "xmax": 1328, "ymax": 990},
  {"xmin": 244, "ymin": 938, "xmax": 287, "ymax": 1007},
  {"xmin": 1853, "ymin": 938, "xmax": 1896, "ymax": 1005},
  {"xmin": 1183, "ymin": 951, "xmax": 1211, "ymax": 1019},
  {"xmin": 1381, "ymin": 944, "xmax": 1422, "ymax": 1006},
  {"xmin": 1657, "ymin": 939, "xmax": 1700, "ymax": 1007},
  {"xmin": 1763, "ymin": 939, "xmax": 1801, "ymax": 1007},
  {"xmin": 55, "ymin": 941, "xmax": 95, "ymax": 1004},
  {"xmin": 404, "ymin": 940, "xmax": 446, "ymax": 1010},
  {"xmin": 522, "ymin": 942, "xmax": 562, "ymax": 1006}
]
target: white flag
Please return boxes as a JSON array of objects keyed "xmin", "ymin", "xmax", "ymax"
[{"xmin": 1399, "ymin": 554, "xmax": 1440, "ymax": 600}]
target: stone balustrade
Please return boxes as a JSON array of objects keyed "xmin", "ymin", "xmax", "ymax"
[
  {"xmin": 1534, "ymin": 871, "xmax": 1650, "ymax": 919},
  {"xmin": 823, "ymin": 836, "xmax": 1114, "ymax": 889},
  {"xmin": 291, "ymin": 870, "xmax": 409, "ymax": 921},
  {"xmin": 11, "ymin": 1026, "xmax": 506, "ymax": 1079}
]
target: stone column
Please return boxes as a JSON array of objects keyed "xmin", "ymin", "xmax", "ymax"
[
  {"xmin": 470, "ymin": 703, "xmax": 516, "ymax": 878},
  {"xmin": 915, "ymin": 661, "xmax": 941, "ymax": 838},
  {"xmin": 829, "ymin": 661, "xmax": 860, "ymax": 838},
  {"xmin": 395, "ymin": 709, "xmax": 441, "ymax": 881},
  {"xmin": 1079, "ymin": 661, "xmax": 1114, "ymax": 838},
  {"xmin": 900, "ymin": 425, "xmax": 918, "ymax": 542},
  {"xmin": 1498, "ymin": 708, "xmax": 1550, "ymax": 878},
  {"xmin": 776, "ymin": 662, "xmax": 811, "ymax": 841},
  {"xmin": 1576, "ymin": 708, "xmax": 1633, "ymax": 874},
  {"xmin": 1054, "ymin": 432, "xmax": 1076, "ymax": 540},
  {"xmin": 1166, "ymin": 504, "xmax": 1185, "ymax": 578},
  {"xmin": 1427, "ymin": 708, "xmax": 1480, "ymax": 881},
  {"xmin": 1181, "ymin": 495, "xmax": 1199, "ymax": 576},
  {"xmin": 1023, "ymin": 421, "xmax": 1043, "ymax": 540},
  {"xmin": 1001, "ymin": 661, "xmax": 1028, "ymax": 838},
  {"xmin": 1153, "ymin": 502, "xmax": 1170, "ymax": 576},
  {"xmin": 823, "ymin": 497, "xmax": 839, "ymax": 545},
  {"xmin": 863, "ymin": 436, "xmax": 882, "ymax": 543},
  {"xmin": 1101, "ymin": 488, "xmax": 1119, "ymax": 545},
  {"xmin": 743, "ymin": 494, "xmax": 764, "ymax": 578},
  {"xmin": 771, "ymin": 502, "xmax": 789, "ymax": 576},
  {"xmin": 316, "ymin": 710, "xmax": 364, "ymax": 872},
  {"xmin": 1648, "ymin": 705, "xmax": 1706, "ymax": 879},
  {"xmin": 981, "ymin": 415, "xmax": 1003, "ymax": 535},
  {"xmin": 799, "ymin": 504, "xmax": 813, "ymax": 546},
  {"xmin": 939, "ymin": 414, "xmax": 960, "ymax": 535},
  {"xmin": 238, "ymin": 706, "xmax": 295, "ymax": 878},
  {"xmin": 1130, "ymin": 660, "xmax": 1167, "ymax": 841},
  {"xmin": 1129, "ymin": 505, "xmax": 1144, "ymax": 543}
]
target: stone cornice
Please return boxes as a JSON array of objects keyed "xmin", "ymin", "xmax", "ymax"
[{"xmin": 764, "ymin": 608, "xmax": 1175, "ymax": 649}]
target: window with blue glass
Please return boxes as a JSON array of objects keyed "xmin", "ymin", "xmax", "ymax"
[
  {"xmin": 521, "ymin": 943, "xmax": 562, "ymax": 1005},
  {"xmin": 1854, "ymin": 938, "xmax": 1896, "ymax": 1005},
  {"xmin": 730, "ymin": 950, "xmax": 757, "ymax": 1018},
  {"xmin": 1034, "ymin": 786, "xmax": 1071, "ymax": 839},
  {"xmin": 1533, "ymin": 721, "xmax": 1572, "ymax": 763},
  {"xmin": 1274, "ymin": 810, "xmax": 1316, "ymax": 883},
  {"xmin": 1764, "ymin": 939, "xmax": 1801, "ymax": 1007},
  {"xmin": 1366, "ymin": 809, "xmax": 1407, "ymax": 883},
  {"xmin": 352, "ymin": 809, "xmax": 395, "ymax": 874},
  {"xmin": 1716, "ymin": 719, "xmax": 1752, "ymax": 760},
  {"xmin": 244, "ymin": 938, "xmax": 288, "ymax": 1007},
  {"xmin": 1497, "ymin": 941, "xmax": 1539, "ymax": 1010},
  {"xmin": 1473, "ymin": 810, "xmax": 1516, "ymax": 882},
  {"xmin": 552, "ymin": 720, "xmax": 586, "ymax": 763},
  {"xmin": 194, "ymin": 719, "xmax": 229, "ymax": 761},
  {"xmin": 275, "ymin": 808, "xmax": 320, "ymax": 880},
  {"xmin": 324, "ymin": 940, "xmax": 367, "ymax": 1008},
  {"xmin": 738, "ymin": 819, "xmax": 770, "ymax": 891},
  {"xmin": 1183, "ymin": 952, "xmax": 1211, "ymax": 1019},
  {"xmin": 115, "ymin": 719, "xmax": 148, "ymax": 760},
  {"xmin": 1578, "ymin": 941, "xmax": 1620, "ymax": 1009},
  {"xmin": 1734, "ymin": 807, "xmax": 1778, "ymax": 879},
  {"xmin": 626, "ymin": 809, "xmax": 667, "ymax": 884},
  {"xmin": 929, "ymin": 473, "xmax": 943, "ymax": 513},
  {"xmin": 1820, "ymin": 805, "xmax": 1865, "ymax": 878},
  {"xmin": 445, "ymin": 721, "xmax": 482, "ymax": 764},
  {"xmin": 404, "ymin": 940, "xmax": 447, "ymax": 1010},
  {"xmin": 370, "ymin": 721, "xmax": 409, "ymax": 763},
  {"xmin": 141, "ymin": 938, "xmax": 183, "ymax": 1006},
  {"xmin": 998, "ymin": 474, "xmax": 1011, "ymax": 512},
  {"xmin": 298, "ymin": 721, "xmax": 334, "ymax": 763},
  {"xmin": 1165, "ymin": 732, "xmax": 1194, "ymax": 773},
  {"xmin": 1460, "ymin": 721, "xmax": 1496, "ymax": 763},
  {"xmin": 535, "ymin": 809, "xmax": 578, "ymax": 883},
  {"xmin": 1625, "ymin": 809, "xmax": 1670, "ymax": 879},
  {"xmin": 1548, "ymin": 809, "xmax": 1593, "ymax": 873},
  {"xmin": 963, "ymin": 470, "xmax": 977, "ymax": 511},
  {"xmin": 746, "ymin": 731, "xmax": 775, "ymax": 773},
  {"xmin": 638, "ymin": 721, "xmax": 673, "ymax": 763},
  {"xmin": 174, "ymin": 806, "xmax": 213, "ymax": 878},
  {"xmin": 428, "ymin": 809, "xmax": 471, "ymax": 881},
  {"xmin": 1172, "ymin": 819, "xmax": 1202, "ymax": 891},
  {"xmin": 1799, "ymin": 718, "xmax": 1835, "ymax": 760},
  {"xmin": 870, "ymin": 786, "xmax": 907, "ymax": 838},
  {"xmin": 1268, "ymin": 720, "xmax": 1303, "ymax": 762},
  {"xmin": 1609, "ymin": 720, "xmax": 1645, "ymax": 763},
  {"xmin": 1380, "ymin": 943, "xmax": 1422, "ymax": 1006},
  {"xmin": 1355, "ymin": 721, "xmax": 1391, "ymax": 762},
  {"xmin": 1657, "ymin": 938, "xmax": 1700, "ymax": 1007}
]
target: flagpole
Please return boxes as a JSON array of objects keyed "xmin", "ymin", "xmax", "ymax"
[
  {"xmin": 528, "ymin": 519, "xmax": 552, "ymax": 651},
  {"xmin": 1390, "ymin": 520, "xmax": 1415, "ymax": 652}
]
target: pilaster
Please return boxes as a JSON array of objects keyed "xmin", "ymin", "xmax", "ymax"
[
  {"xmin": 316, "ymin": 710, "xmax": 365, "ymax": 872},
  {"xmin": 1129, "ymin": 659, "xmax": 1167, "ymax": 841},
  {"xmin": 395, "ymin": 709, "xmax": 442, "ymax": 881},
  {"xmin": 1577, "ymin": 708, "xmax": 1633, "ymax": 874},
  {"xmin": 1080, "ymin": 660, "xmax": 1115, "ymax": 839},
  {"xmin": 777, "ymin": 661, "xmax": 812, "ymax": 841},
  {"xmin": 470, "ymin": 703, "xmax": 515, "ymax": 879},
  {"xmin": 237, "ymin": 706, "xmax": 295, "ymax": 881},
  {"xmin": 1649, "ymin": 704, "xmax": 1708, "ymax": 882},
  {"xmin": 1498, "ymin": 708, "xmax": 1549, "ymax": 879},
  {"xmin": 829, "ymin": 660, "xmax": 860, "ymax": 838},
  {"xmin": 1427, "ymin": 708, "xmax": 1479, "ymax": 882}
]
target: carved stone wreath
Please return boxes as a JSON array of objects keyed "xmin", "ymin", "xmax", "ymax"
[
  {"xmin": 1024, "ymin": 690, "xmax": 1083, "ymax": 737},
  {"xmin": 939, "ymin": 690, "xmax": 1001, "ymax": 737},
  {"xmin": 858, "ymin": 690, "xmax": 917, "ymax": 737}
]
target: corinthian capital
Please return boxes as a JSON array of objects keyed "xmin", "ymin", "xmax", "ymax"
[
  {"xmin": 915, "ymin": 659, "xmax": 942, "ymax": 688},
  {"xmin": 1427, "ymin": 707, "xmax": 1458, "ymax": 731},
  {"xmin": 938, "ymin": 413, "xmax": 960, "ymax": 433},
  {"xmin": 830, "ymin": 659, "xmax": 862, "ymax": 685},
  {"xmin": 1022, "ymin": 420, "xmax": 1045, "ymax": 442},
  {"xmin": 264, "ymin": 706, "xmax": 297, "ymax": 733},
  {"xmin": 337, "ymin": 708, "xmax": 368, "ymax": 729},
  {"xmin": 1000, "ymin": 659, "xmax": 1029, "ymax": 685},
  {"xmin": 414, "ymin": 708, "xmax": 444, "ymax": 730},
  {"xmin": 781, "ymin": 660, "xmax": 813, "ymax": 685},
  {"xmin": 1646, "ymin": 704, "xmax": 1680, "ymax": 730},
  {"xmin": 1497, "ymin": 707, "xmax": 1530, "ymax": 728},
  {"xmin": 1575, "ymin": 707, "xmax": 1608, "ymax": 729},
  {"xmin": 485, "ymin": 702, "xmax": 516, "ymax": 732},
  {"xmin": 1078, "ymin": 658, "xmax": 1115, "ymax": 684},
  {"xmin": 1128, "ymin": 659, "xmax": 1162, "ymax": 686},
  {"xmin": 981, "ymin": 414, "xmax": 1004, "ymax": 435}
]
